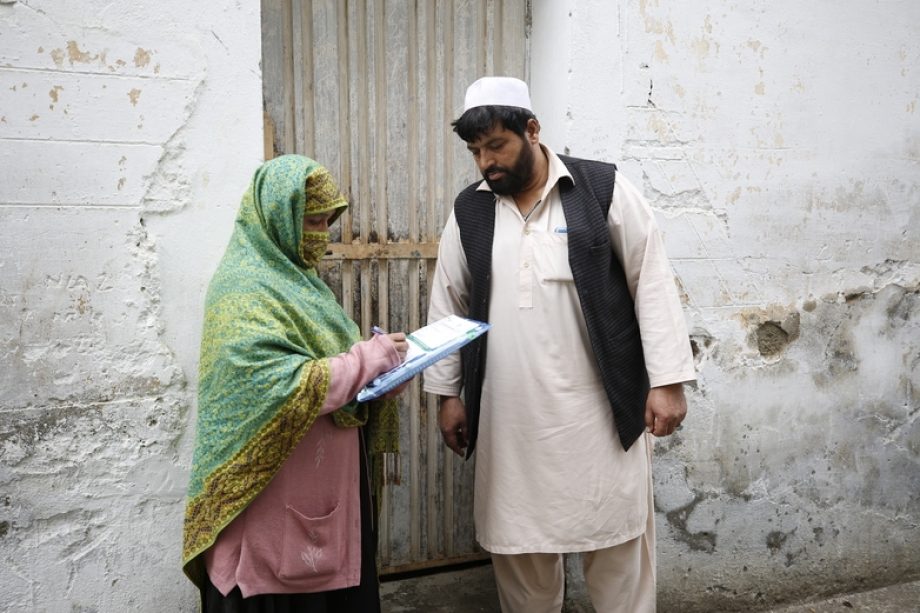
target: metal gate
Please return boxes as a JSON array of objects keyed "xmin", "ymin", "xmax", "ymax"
[{"xmin": 260, "ymin": 0, "xmax": 529, "ymax": 573}]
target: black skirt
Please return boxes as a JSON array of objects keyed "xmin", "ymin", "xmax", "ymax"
[{"xmin": 201, "ymin": 433, "xmax": 381, "ymax": 613}]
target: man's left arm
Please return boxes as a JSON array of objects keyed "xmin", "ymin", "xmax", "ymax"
[{"xmin": 607, "ymin": 173, "xmax": 696, "ymax": 437}]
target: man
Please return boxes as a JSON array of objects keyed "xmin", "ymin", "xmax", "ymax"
[{"xmin": 423, "ymin": 76, "xmax": 696, "ymax": 612}]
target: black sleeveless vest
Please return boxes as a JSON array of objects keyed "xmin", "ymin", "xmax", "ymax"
[{"xmin": 453, "ymin": 155, "xmax": 649, "ymax": 457}]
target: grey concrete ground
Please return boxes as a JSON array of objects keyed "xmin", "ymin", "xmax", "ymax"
[{"xmin": 380, "ymin": 565, "xmax": 920, "ymax": 612}]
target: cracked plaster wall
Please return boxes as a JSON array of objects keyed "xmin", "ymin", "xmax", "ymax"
[
  {"xmin": 0, "ymin": 1, "xmax": 262, "ymax": 610},
  {"xmin": 532, "ymin": 1, "xmax": 920, "ymax": 610},
  {"xmin": 2, "ymin": 0, "xmax": 917, "ymax": 611}
]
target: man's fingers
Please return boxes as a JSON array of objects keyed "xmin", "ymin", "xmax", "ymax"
[
  {"xmin": 440, "ymin": 426, "xmax": 467, "ymax": 457},
  {"xmin": 652, "ymin": 416, "xmax": 682, "ymax": 436},
  {"xmin": 438, "ymin": 396, "xmax": 468, "ymax": 456},
  {"xmin": 644, "ymin": 404, "xmax": 655, "ymax": 431},
  {"xmin": 645, "ymin": 383, "xmax": 688, "ymax": 437}
]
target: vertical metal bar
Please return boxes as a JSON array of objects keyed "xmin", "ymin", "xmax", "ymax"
[
  {"xmin": 415, "ymin": 0, "xmax": 440, "ymax": 562},
  {"xmin": 334, "ymin": 1, "xmax": 355, "ymax": 323},
  {"xmin": 356, "ymin": 0, "xmax": 370, "ymax": 242},
  {"xmin": 374, "ymin": 0, "xmax": 388, "ymax": 246},
  {"xmin": 443, "ymin": 0, "xmax": 455, "ymax": 234},
  {"xmin": 281, "ymin": 0, "xmax": 296, "ymax": 153},
  {"xmin": 440, "ymin": 0, "xmax": 458, "ymax": 559},
  {"xmin": 373, "ymin": 0, "xmax": 389, "ymax": 323},
  {"xmin": 372, "ymin": 0, "xmax": 396, "ymax": 565},
  {"xmin": 410, "ymin": 320, "xmax": 422, "ymax": 562},
  {"xmin": 337, "ymin": 0, "xmax": 354, "ymax": 243},
  {"xmin": 404, "ymin": 0, "xmax": 422, "ymax": 562},
  {"xmin": 291, "ymin": 0, "xmax": 306, "ymax": 154},
  {"xmin": 407, "ymin": 0, "xmax": 423, "ymax": 561},
  {"xmin": 407, "ymin": 0, "xmax": 419, "ymax": 244},
  {"xmin": 301, "ymin": 0, "xmax": 316, "ymax": 156},
  {"xmin": 424, "ymin": 3, "xmax": 437, "ymax": 241}
]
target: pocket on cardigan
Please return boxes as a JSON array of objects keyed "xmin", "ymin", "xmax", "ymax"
[
  {"xmin": 533, "ymin": 232, "xmax": 573, "ymax": 282},
  {"xmin": 278, "ymin": 503, "xmax": 346, "ymax": 582}
]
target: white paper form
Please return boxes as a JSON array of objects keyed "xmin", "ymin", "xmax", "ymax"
[
  {"xmin": 356, "ymin": 315, "xmax": 490, "ymax": 402},
  {"xmin": 405, "ymin": 314, "xmax": 482, "ymax": 361}
]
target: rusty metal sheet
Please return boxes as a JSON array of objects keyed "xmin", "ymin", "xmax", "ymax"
[{"xmin": 261, "ymin": 0, "xmax": 529, "ymax": 573}]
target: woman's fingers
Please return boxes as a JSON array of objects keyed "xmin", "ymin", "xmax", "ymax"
[{"xmin": 386, "ymin": 332, "xmax": 409, "ymax": 359}]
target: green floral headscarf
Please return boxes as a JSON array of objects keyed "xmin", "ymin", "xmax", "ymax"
[{"xmin": 182, "ymin": 155, "xmax": 397, "ymax": 587}]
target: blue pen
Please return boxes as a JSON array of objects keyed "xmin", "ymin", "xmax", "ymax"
[{"xmin": 371, "ymin": 325, "xmax": 387, "ymax": 335}]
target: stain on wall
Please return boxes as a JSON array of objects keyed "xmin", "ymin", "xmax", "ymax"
[
  {"xmin": 534, "ymin": 1, "xmax": 920, "ymax": 611},
  {"xmin": 0, "ymin": 0, "xmax": 263, "ymax": 610}
]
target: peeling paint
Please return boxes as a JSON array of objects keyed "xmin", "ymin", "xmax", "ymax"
[
  {"xmin": 134, "ymin": 47, "xmax": 152, "ymax": 68},
  {"xmin": 48, "ymin": 84, "xmax": 63, "ymax": 110},
  {"xmin": 689, "ymin": 330, "xmax": 714, "ymax": 366},
  {"xmin": 737, "ymin": 308, "xmax": 801, "ymax": 358},
  {"xmin": 2, "ymin": 1, "xmax": 917, "ymax": 612},
  {"xmin": 727, "ymin": 186, "xmax": 741, "ymax": 204},
  {"xmin": 691, "ymin": 36, "xmax": 710, "ymax": 60},
  {"xmin": 66, "ymin": 41, "xmax": 97, "ymax": 64},
  {"xmin": 755, "ymin": 322, "xmax": 789, "ymax": 356}
]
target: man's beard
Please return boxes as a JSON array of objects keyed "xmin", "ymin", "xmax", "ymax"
[{"xmin": 482, "ymin": 140, "xmax": 535, "ymax": 196}]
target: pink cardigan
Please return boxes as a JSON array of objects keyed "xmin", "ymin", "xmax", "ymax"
[{"xmin": 205, "ymin": 335, "xmax": 400, "ymax": 597}]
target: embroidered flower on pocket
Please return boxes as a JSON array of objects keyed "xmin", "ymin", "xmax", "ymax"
[{"xmin": 301, "ymin": 545, "xmax": 324, "ymax": 573}]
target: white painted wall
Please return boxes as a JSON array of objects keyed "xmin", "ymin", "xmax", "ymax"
[
  {"xmin": 0, "ymin": 1, "xmax": 262, "ymax": 610},
  {"xmin": 532, "ymin": 0, "xmax": 920, "ymax": 610},
  {"xmin": 2, "ymin": 0, "xmax": 918, "ymax": 610}
]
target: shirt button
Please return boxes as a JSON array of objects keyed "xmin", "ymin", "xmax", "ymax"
[
  {"xmin": 524, "ymin": 228, "xmax": 531, "ymax": 235},
  {"xmin": 523, "ymin": 262, "xmax": 530, "ymax": 268}
]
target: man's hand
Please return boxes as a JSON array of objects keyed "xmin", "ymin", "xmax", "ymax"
[
  {"xmin": 644, "ymin": 383, "xmax": 687, "ymax": 437},
  {"xmin": 438, "ymin": 396, "xmax": 468, "ymax": 457}
]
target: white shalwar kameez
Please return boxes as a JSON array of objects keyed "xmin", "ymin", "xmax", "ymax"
[{"xmin": 424, "ymin": 146, "xmax": 696, "ymax": 557}]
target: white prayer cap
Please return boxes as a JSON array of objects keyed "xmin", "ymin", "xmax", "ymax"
[{"xmin": 463, "ymin": 76, "xmax": 532, "ymax": 112}]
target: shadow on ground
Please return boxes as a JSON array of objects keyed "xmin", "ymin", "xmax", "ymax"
[
  {"xmin": 381, "ymin": 563, "xmax": 920, "ymax": 613},
  {"xmin": 381, "ymin": 564, "xmax": 499, "ymax": 613}
]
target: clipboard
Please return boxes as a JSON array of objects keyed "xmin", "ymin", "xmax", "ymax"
[{"xmin": 357, "ymin": 314, "xmax": 491, "ymax": 402}]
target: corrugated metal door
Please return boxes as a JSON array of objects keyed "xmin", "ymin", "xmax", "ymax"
[{"xmin": 261, "ymin": 0, "xmax": 529, "ymax": 573}]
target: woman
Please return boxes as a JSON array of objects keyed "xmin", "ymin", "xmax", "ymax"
[{"xmin": 183, "ymin": 155, "xmax": 407, "ymax": 612}]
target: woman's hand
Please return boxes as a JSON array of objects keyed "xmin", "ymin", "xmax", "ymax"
[
  {"xmin": 380, "ymin": 333, "xmax": 409, "ymax": 398},
  {"xmin": 386, "ymin": 332, "xmax": 409, "ymax": 362}
]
